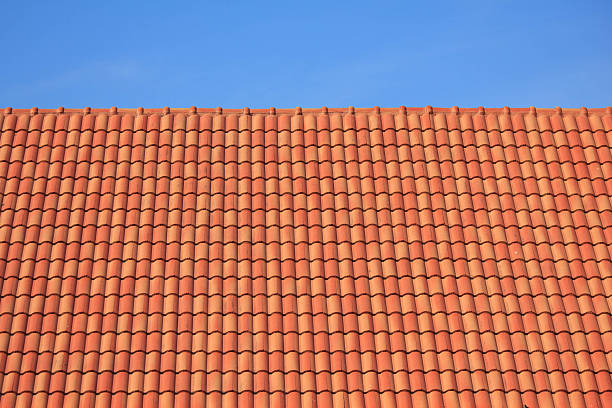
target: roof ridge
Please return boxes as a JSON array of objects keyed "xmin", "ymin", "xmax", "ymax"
[{"xmin": 2, "ymin": 105, "xmax": 612, "ymax": 115}]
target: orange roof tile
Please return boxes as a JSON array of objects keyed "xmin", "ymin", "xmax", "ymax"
[{"xmin": 1, "ymin": 105, "xmax": 612, "ymax": 407}]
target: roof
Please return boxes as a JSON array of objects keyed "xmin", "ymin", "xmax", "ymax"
[{"xmin": 1, "ymin": 105, "xmax": 611, "ymax": 408}]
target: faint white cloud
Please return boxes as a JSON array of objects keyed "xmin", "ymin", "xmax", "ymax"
[{"xmin": 1, "ymin": 57, "xmax": 153, "ymax": 107}]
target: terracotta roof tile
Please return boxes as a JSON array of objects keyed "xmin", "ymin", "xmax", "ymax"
[{"xmin": 0, "ymin": 106, "xmax": 611, "ymax": 406}]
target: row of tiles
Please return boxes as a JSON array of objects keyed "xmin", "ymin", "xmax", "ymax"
[
  {"xmin": 1, "ymin": 333, "xmax": 611, "ymax": 377},
  {"xmin": 1, "ymin": 157, "xmax": 609, "ymax": 194},
  {"xmin": 1, "ymin": 291, "xmax": 611, "ymax": 315},
  {"xmin": 2, "ymin": 384, "xmax": 611, "ymax": 408},
  {"xmin": 1, "ymin": 189, "xmax": 609, "ymax": 218},
  {"xmin": 1, "ymin": 316, "xmax": 611, "ymax": 347},
  {"xmin": 1, "ymin": 256, "xmax": 609, "ymax": 271},
  {"xmin": 1, "ymin": 364, "xmax": 610, "ymax": 390},
  {"xmin": 3, "ymin": 106, "xmax": 609, "ymax": 113},
  {"xmin": 2, "ymin": 276, "xmax": 611, "ymax": 303},
  {"xmin": 2, "ymin": 286, "xmax": 611, "ymax": 315},
  {"xmin": 1, "ymin": 206, "xmax": 608, "ymax": 227},
  {"xmin": 1, "ymin": 108, "xmax": 612, "ymax": 132},
  {"xmin": 1, "ymin": 222, "xmax": 609, "ymax": 244},
  {"xmin": 0, "ymin": 177, "xmax": 610, "ymax": 189},
  {"xmin": 2, "ymin": 243, "xmax": 610, "ymax": 264},
  {"xmin": 0, "ymin": 132, "xmax": 609, "ymax": 165},
  {"xmin": 0, "ymin": 162, "xmax": 609, "ymax": 177},
  {"xmin": 1, "ymin": 242, "xmax": 610, "ymax": 263},
  {"xmin": 2, "ymin": 288, "xmax": 611, "ymax": 339},
  {"xmin": 0, "ymin": 156, "xmax": 608, "ymax": 185},
  {"xmin": 1, "ymin": 251, "xmax": 610, "ymax": 273},
  {"xmin": 0, "ymin": 219, "xmax": 609, "ymax": 236},
  {"xmin": 0, "ymin": 134, "xmax": 610, "ymax": 157},
  {"xmin": 0, "ymin": 186, "xmax": 612, "ymax": 204},
  {"xmin": 1, "ymin": 263, "xmax": 610, "ymax": 285},
  {"xmin": 0, "ymin": 181, "xmax": 610, "ymax": 201}
]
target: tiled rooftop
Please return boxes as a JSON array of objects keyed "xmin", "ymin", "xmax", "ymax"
[{"xmin": 1, "ymin": 105, "xmax": 612, "ymax": 407}]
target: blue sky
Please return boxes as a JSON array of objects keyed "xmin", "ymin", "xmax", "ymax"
[{"xmin": 1, "ymin": 1, "xmax": 611, "ymax": 109}]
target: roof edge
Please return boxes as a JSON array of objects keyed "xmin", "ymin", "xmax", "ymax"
[{"xmin": 3, "ymin": 106, "xmax": 612, "ymax": 116}]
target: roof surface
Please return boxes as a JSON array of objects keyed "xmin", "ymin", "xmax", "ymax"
[{"xmin": 1, "ymin": 105, "xmax": 612, "ymax": 408}]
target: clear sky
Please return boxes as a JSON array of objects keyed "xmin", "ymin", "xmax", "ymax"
[{"xmin": 1, "ymin": 0, "xmax": 611, "ymax": 109}]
